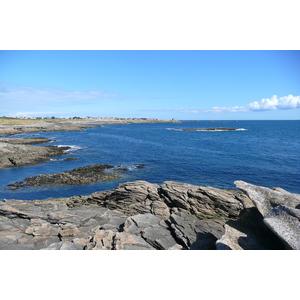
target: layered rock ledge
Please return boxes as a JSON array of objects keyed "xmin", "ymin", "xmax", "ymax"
[
  {"xmin": 1, "ymin": 180, "xmax": 297, "ymax": 250},
  {"xmin": 0, "ymin": 138, "xmax": 70, "ymax": 170},
  {"xmin": 8, "ymin": 164, "xmax": 146, "ymax": 189}
]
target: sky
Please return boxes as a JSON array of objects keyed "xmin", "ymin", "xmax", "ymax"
[{"xmin": 0, "ymin": 50, "xmax": 299, "ymax": 120}]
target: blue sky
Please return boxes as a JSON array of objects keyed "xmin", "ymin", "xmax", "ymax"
[{"xmin": 0, "ymin": 50, "xmax": 299, "ymax": 120}]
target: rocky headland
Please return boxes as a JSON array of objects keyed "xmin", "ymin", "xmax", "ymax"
[
  {"xmin": 0, "ymin": 137, "xmax": 70, "ymax": 170},
  {"xmin": 1, "ymin": 180, "xmax": 299, "ymax": 250}
]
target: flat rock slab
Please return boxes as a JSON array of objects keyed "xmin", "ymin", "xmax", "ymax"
[
  {"xmin": 0, "ymin": 199, "xmax": 128, "ymax": 250},
  {"xmin": 264, "ymin": 205, "xmax": 300, "ymax": 250}
]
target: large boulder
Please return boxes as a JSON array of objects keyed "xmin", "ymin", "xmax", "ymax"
[
  {"xmin": 89, "ymin": 181, "xmax": 171, "ymax": 219},
  {"xmin": 234, "ymin": 181, "xmax": 300, "ymax": 216},
  {"xmin": 234, "ymin": 181, "xmax": 300, "ymax": 250}
]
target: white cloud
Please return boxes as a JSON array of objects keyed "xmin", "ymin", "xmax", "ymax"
[
  {"xmin": 248, "ymin": 95, "xmax": 300, "ymax": 111},
  {"xmin": 10, "ymin": 111, "xmax": 62, "ymax": 117},
  {"xmin": 204, "ymin": 106, "xmax": 249, "ymax": 113},
  {"xmin": 175, "ymin": 95, "xmax": 300, "ymax": 114}
]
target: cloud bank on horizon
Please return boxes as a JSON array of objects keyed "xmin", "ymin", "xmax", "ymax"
[
  {"xmin": 0, "ymin": 83, "xmax": 299, "ymax": 118},
  {"xmin": 205, "ymin": 95, "xmax": 300, "ymax": 113}
]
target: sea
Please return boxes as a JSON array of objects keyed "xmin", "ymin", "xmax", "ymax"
[{"xmin": 0, "ymin": 120, "xmax": 299, "ymax": 200}]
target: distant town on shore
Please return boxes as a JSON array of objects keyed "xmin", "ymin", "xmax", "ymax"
[{"xmin": 1, "ymin": 116, "xmax": 167, "ymax": 121}]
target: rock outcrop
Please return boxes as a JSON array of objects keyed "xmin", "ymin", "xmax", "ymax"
[
  {"xmin": 8, "ymin": 164, "xmax": 125, "ymax": 189},
  {"xmin": 0, "ymin": 137, "xmax": 70, "ymax": 170},
  {"xmin": 1, "ymin": 180, "xmax": 299, "ymax": 250},
  {"xmin": 215, "ymin": 181, "xmax": 300, "ymax": 250}
]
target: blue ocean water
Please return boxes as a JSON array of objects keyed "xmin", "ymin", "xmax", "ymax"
[{"xmin": 0, "ymin": 120, "xmax": 299, "ymax": 200}]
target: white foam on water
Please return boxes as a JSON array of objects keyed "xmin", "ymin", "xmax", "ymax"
[{"xmin": 57, "ymin": 145, "xmax": 86, "ymax": 153}]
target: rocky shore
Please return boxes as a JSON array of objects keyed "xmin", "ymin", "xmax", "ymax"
[
  {"xmin": 0, "ymin": 118, "xmax": 179, "ymax": 170},
  {"xmin": 1, "ymin": 180, "xmax": 299, "ymax": 250},
  {"xmin": 8, "ymin": 164, "xmax": 145, "ymax": 189},
  {"xmin": 0, "ymin": 118, "xmax": 180, "ymax": 135},
  {"xmin": 0, "ymin": 137, "xmax": 70, "ymax": 170}
]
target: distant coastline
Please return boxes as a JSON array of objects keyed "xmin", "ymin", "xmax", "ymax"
[
  {"xmin": 0, "ymin": 117, "xmax": 180, "ymax": 135},
  {"xmin": 0, "ymin": 117, "xmax": 179, "ymax": 170}
]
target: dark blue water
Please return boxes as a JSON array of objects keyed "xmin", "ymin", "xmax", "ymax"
[{"xmin": 0, "ymin": 120, "xmax": 299, "ymax": 200}]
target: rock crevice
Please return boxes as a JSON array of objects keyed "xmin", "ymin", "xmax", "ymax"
[{"xmin": 1, "ymin": 180, "xmax": 299, "ymax": 250}]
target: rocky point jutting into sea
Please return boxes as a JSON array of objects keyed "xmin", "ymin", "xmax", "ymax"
[{"xmin": 0, "ymin": 118, "xmax": 299, "ymax": 250}]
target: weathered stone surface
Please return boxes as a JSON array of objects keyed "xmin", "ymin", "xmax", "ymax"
[
  {"xmin": 89, "ymin": 181, "xmax": 171, "ymax": 219},
  {"xmin": 160, "ymin": 181, "xmax": 244, "ymax": 219},
  {"xmin": 0, "ymin": 199, "xmax": 128, "ymax": 250},
  {"xmin": 234, "ymin": 180, "xmax": 300, "ymax": 216},
  {"xmin": 0, "ymin": 140, "xmax": 70, "ymax": 170},
  {"xmin": 43, "ymin": 241, "xmax": 84, "ymax": 250},
  {"xmin": 1, "ymin": 180, "xmax": 297, "ymax": 250},
  {"xmin": 264, "ymin": 205, "xmax": 300, "ymax": 250},
  {"xmin": 234, "ymin": 181, "xmax": 300, "ymax": 249},
  {"xmin": 123, "ymin": 214, "xmax": 180, "ymax": 250},
  {"xmin": 89, "ymin": 229, "xmax": 155, "ymax": 250},
  {"xmin": 169, "ymin": 210, "xmax": 226, "ymax": 250},
  {"xmin": 216, "ymin": 207, "xmax": 286, "ymax": 250}
]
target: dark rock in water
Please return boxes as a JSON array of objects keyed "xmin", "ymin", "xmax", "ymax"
[
  {"xmin": 136, "ymin": 164, "xmax": 146, "ymax": 168},
  {"xmin": 8, "ymin": 164, "xmax": 123, "ymax": 189},
  {"xmin": 0, "ymin": 137, "xmax": 54, "ymax": 145},
  {"xmin": 180, "ymin": 127, "xmax": 240, "ymax": 131},
  {"xmin": 63, "ymin": 157, "xmax": 78, "ymax": 161}
]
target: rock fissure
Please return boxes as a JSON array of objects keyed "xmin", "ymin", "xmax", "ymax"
[{"xmin": 0, "ymin": 180, "xmax": 299, "ymax": 250}]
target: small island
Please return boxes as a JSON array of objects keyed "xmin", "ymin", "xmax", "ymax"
[{"xmin": 180, "ymin": 127, "xmax": 242, "ymax": 131}]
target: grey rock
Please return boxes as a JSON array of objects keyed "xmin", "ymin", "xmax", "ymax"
[
  {"xmin": 89, "ymin": 181, "xmax": 171, "ymax": 219},
  {"xmin": 264, "ymin": 205, "xmax": 300, "ymax": 250},
  {"xmin": 216, "ymin": 207, "xmax": 286, "ymax": 250},
  {"xmin": 90, "ymin": 229, "xmax": 155, "ymax": 250},
  {"xmin": 0, "ymin": 199, "xmax": 128, "ymax": 250},
  {"xmin": 234, "ymin": 180, "xmax": 300, "ymax": 217},
  {"xmin": 43, "ymin": 241, "xmax": 84, "ymax": 250},
  {"xmin": 123, "ymin": 214, "xmax": 180, "ymax": 250},
  {"xmin": 234, "ymin": 181, "xmax": 300, "ymax": 249},
  {"xmin": 169, "ymin": 210, "xmax": 226, "ymax": 249},
  {"xmin": 160, "ymin": 181, "xmax": 245, "ymax": 219}
]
